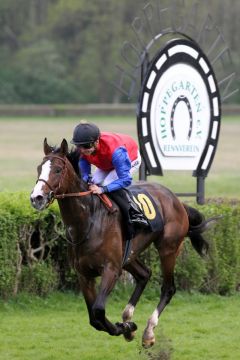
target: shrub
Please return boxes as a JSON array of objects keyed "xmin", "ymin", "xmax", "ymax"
[
  {"xmin": 0, "ymin": 191, "xmax": 74, "ymax": 299},
  {"xmin": 199, "ymin": 201, "xmax": 240, "ymax": 294},
  {"xmin": 0, "ymin": 212, "xmax": 19, "ymax": 299},
  {"xmin": 20, "ymin": 262, "xmax": 59, "ymax": 296},
  {"xmin": 175, "ymin": 240, "xmax": 208, "ymax": 291}
]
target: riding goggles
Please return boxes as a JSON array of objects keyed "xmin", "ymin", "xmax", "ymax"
[{"xmin": 78, "ymin": 142, "xmax": 94, "ymax": 149}]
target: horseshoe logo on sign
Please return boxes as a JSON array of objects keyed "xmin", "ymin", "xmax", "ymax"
[{"xmin": 170, "ymin": 95, "xmax": 193, "ymax": 140}]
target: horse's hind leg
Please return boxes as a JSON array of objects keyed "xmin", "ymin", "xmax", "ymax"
[
  {"xmin": 122, "ymin": 259, "xmax": 151, "ymax": 322},
  {"xmin": 119, "ymin": 259, "xmax": 151, "ymax": 342},
  {"xmin": 142, "ymin": 250, "xmax": 179, "ymax": 348}
]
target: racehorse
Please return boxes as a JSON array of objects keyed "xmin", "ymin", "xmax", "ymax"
[{"xmin": 30, "ymin": 138, "xmax": 214, "ymax": 347}]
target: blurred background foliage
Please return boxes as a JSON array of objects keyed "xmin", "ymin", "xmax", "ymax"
[{"xmin": 0, "ymin": 0, "xmax": 239, "ymax": 104}]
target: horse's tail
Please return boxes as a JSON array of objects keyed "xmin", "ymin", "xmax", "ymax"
[{"xmin": 183, "ymin": 204, "xmax": 220, "ymax": 257}]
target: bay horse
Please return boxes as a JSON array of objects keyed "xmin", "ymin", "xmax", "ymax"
[{"xmin": 30, "ymin": 138, "xmax": 213, "ymax": 347}]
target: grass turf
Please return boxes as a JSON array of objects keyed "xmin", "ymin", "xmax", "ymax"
[{"xmin": 0, "ymin": 291, "xmax": 240, "ymax": 360}]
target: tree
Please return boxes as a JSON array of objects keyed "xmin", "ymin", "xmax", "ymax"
[{"xmin": 0, "ymin": 0, "xmax": 239, "ymax": 104}]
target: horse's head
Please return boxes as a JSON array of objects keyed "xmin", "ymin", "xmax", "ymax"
[{"xmin": 30, "ymin": 138, "xmax": 71, "ymax": 211}]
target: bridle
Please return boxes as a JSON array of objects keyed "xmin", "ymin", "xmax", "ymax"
[
  {"xmin": 37, "ymin": 154, "xmax": 92, "ymax": 206},
  {"xmin": 37, "ymin": 153, "xmax": 114, "ymax": 211}
]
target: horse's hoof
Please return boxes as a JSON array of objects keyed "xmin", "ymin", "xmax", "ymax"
[
  {"xmin": 115, "ymin": 322, "xmax": 137, "ymax": 342},
  {"xmin": 124, "ymin": 328, "xmax": 137, "ymax": 342},
  {"xmin": 142, "ymin": 336, "xmax": 155, "ymax": 348},
  {"xmin": 124, "ymin": 330, "xmax": 136, "ymax": 342},
  {"xmin": 123, "ymin": 322, "xmax": 137, "ymax": 342}
]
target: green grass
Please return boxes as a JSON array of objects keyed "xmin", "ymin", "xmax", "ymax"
[
  {"xmin": 0, "ymin": 115, "xmax": 240, "ymax": 198},
  {"xmin": 0, "ymin": 291, "xmax": 239, "ymax": 360}
]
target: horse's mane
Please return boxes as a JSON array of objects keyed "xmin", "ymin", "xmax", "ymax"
[{"xmin": 65, "ymin": 148, "xmax": 80, "ymax": 176}]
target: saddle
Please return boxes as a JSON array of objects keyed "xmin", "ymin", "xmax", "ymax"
[
  {"xmin": 107, "ymin": 187, "xmax": 164, "ymax": 234},
  {"xmin": 129, "ymin": 185, "xmax": 164, "ymax": 233}
]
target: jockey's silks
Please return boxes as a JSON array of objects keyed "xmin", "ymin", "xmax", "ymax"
[{"xmin": 81, "ymin": 132, "xmax": 138, "ymax": 171}]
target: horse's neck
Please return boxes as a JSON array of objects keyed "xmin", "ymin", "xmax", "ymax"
[
  {"xmin": 69, "ymin": 171, "xmax": 88, "ymax": 194},
  {"xmin": 58, "ymin": 170, "xmax": 91, "ymax": 227}
]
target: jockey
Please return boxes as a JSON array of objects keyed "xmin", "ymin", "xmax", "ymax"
[{"xmin": 70, "ymin": 122, "xmax": 149, "ymax": 232}]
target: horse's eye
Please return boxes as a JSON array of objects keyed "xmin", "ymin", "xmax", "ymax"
[{"xmin": 55, "ymin": 167, "xmax": 62, "ymax": 174}]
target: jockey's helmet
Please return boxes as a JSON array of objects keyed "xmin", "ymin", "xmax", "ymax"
[{"xmin": 70, "ymin": 122, "xmax": 100, "ymax": 145}]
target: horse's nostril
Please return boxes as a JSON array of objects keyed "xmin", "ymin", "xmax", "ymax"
[
  {"xmin": 31, "ymin": 195, "xmax": 43, "ymax": 205},
  {"xmin": 30, "ymin": 194, "xmax": 46, "ymax": 210},
  {"xmin": 36, "ymin": 195, "xmax": 43, "ymax": 202}
]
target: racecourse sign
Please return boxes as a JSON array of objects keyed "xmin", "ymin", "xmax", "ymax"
[
  {"xmin": 137, "ymin": 38, "xmax": 221, "ymax": 176},
  {"xmin": 113, "ymin": 0, "xmax": 238, "ymax": 203}
]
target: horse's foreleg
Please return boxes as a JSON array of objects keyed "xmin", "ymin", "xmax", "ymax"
[
  {"xmin": 142, "ymin": 252, "xmax": 177, "ymax": 348},
  {"xmin": 78, "ymin": 276, "xmax": 106, "ymax": 332},
  {"xmin": 122, "ymin": 259, "xmax": 152, "ymax": 322},
  {"xmin": 91, "ymin": 263, "xmax": 127, "ymax": 336}
]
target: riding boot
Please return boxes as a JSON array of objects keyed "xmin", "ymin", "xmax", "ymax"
[
  {"xmin": 109, "ymin": 189, "xmax": 149, "ymax": 234},
  {"xmin": 124, "ymin": 190, "xmax": 150, "ymax": 228}
]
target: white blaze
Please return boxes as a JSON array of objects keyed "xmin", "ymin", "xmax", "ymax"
[{"xmin": 31, "ymin": 160, "xmax": 51, "ymax": 198}]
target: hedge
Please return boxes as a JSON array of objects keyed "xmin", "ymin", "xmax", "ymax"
[
  {"xmin": 0, "ymin": 192, "xmax": 240, "ymax": 299},
  {"xmin": 0, "ymin": 191, "xmax": 76, "ymax": 299}
]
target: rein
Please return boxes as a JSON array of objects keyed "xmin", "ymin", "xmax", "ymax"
[
  {"xmin": 55, "ymin": 191, "xmax": 114, "ymax": 213},
  {"xmin": 54, "ymin": 190, "xmax": 92, "ymax": 199}
]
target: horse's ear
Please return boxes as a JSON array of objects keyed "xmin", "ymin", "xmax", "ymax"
[
  {"xmin": 60, "ymin": 138, "xmax": 68, "ymax": 155},
  {"xmin": 44, "ymin": 138, "xmax": 52, "ymax": 155}
]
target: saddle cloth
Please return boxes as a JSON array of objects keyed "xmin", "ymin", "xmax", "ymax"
[{"xmin": 129, "ymin": 185, "xmax": 164, "ymax": 233}]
